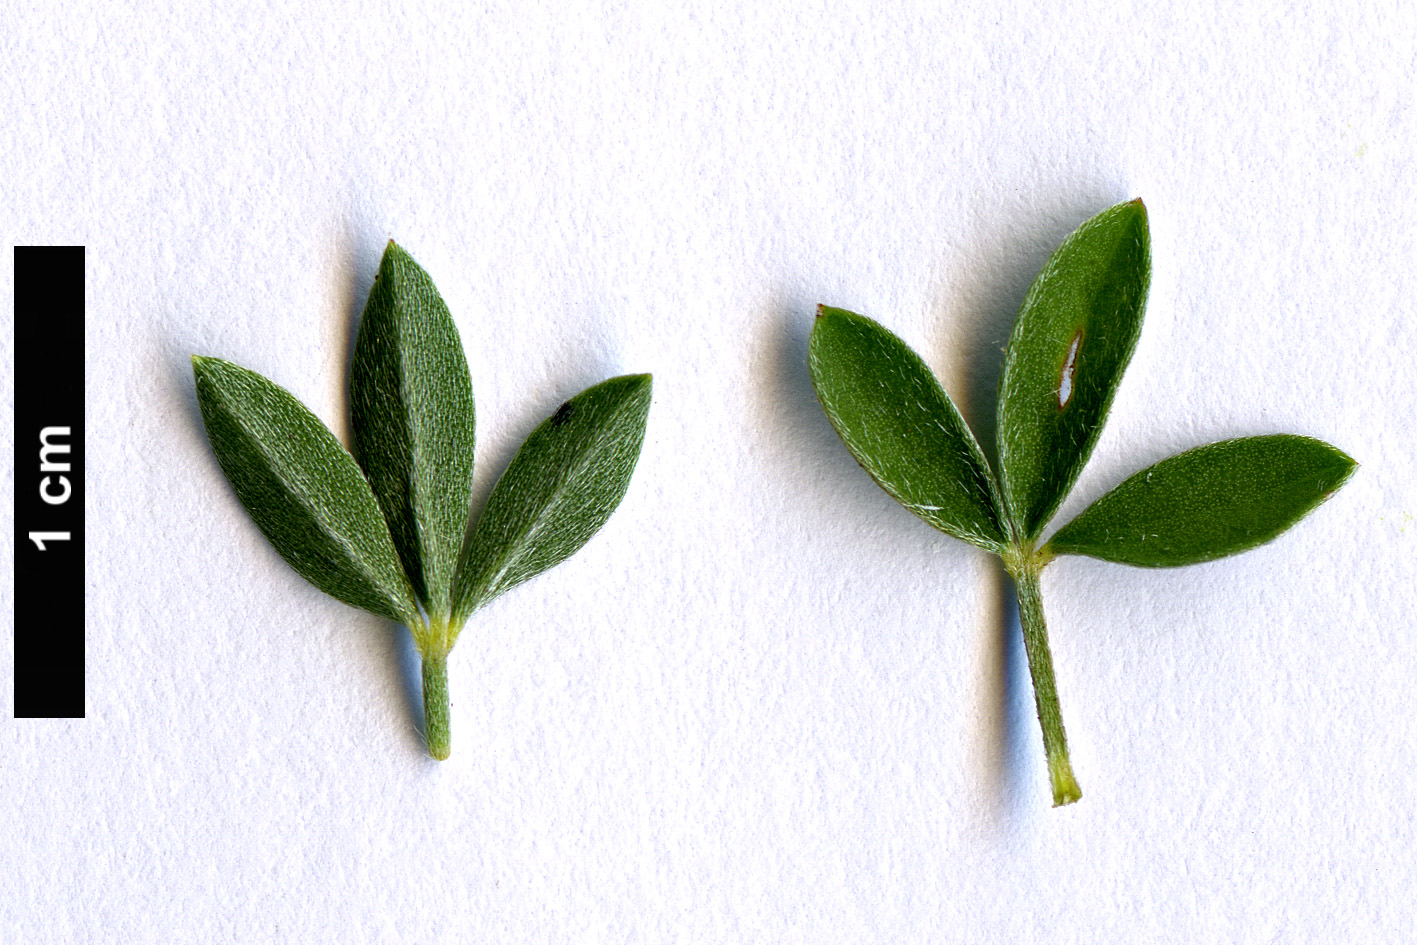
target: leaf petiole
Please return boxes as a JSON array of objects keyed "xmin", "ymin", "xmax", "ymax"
[
  {"xmin": 1003, "ymin": 542, "xmax": 1079, "ymax": 806},
  {"xmin": 421, "ymin": 649, "xmax": 451, "ymax": 761}
]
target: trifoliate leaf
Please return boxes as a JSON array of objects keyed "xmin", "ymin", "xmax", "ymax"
[
  {"xmin": 451, "ymin": 374, "xmax": 652, "ymax": 623},
  {"xmin": 808, "ymin": 306, "xmax": 1007, "ymax": 551},
  {"xmin": 192, "ymin": 356, "xmax": 422, "ymax": 626},
  {"xmin": 351, "ymin": 241, "xmax": 475, "ymax": 618},
  {"xmin": 1046, "ymin": 435, "xmax": 1356, "ymax": 567},
  {"xmin": 997, "ymin": 199, "xmax": 1151, "ymax": 539}
]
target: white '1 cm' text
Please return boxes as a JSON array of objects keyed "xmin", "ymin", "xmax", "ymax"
[{"xmin": 30, "ymin": 426, "xmax": 73, "ymax": 550}]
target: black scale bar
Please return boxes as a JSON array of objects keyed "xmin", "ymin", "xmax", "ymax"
[{"xmin": 14, "ymin": 247, "xmax": 85, "ymax": 718}]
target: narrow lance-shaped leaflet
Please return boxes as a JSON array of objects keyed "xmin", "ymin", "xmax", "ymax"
[
  {"xmin": 451, "ymin": 374, "xmax": 652, "ymax": 631},
  {"xmin": 351, "ymin": 240, "xmax": 476, "ymax": 622},
  {"xmin": 1046, "ymin": 435, "xmax": 1357, "ymax": 567},
  {"xmin": 996, "ymin": 199, "xmax": 1151, "ymax": 539},
  {"xmin": 807, "ymin": 306, "xmax": 1007, "ymax": 552},
  {"xmin": 192, "ymin": 355, "xmax": 422, "ymax": 629}
]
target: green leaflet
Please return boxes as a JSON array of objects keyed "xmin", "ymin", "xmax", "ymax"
[
  {"xmin": 1046, "ymin": 435, "xmax": 1357, "ymax": 567},
  {"xmin": 192, "ymin": 356, "xmax": 422, "ymax": 627},
  {"xmin": 452, "ymin": 374, "xmax": 652, "ymax": 624},
  {"xmin": 997, "ymin": 199, "xmax": 1151, "ymax": 539},
  {"xmin": 351, "ymin": 241, "xmax": 475, "ymax": 618},
  {"xmin": 808, "ymin": 306, "xmax": 1006, "ymax": 551}
]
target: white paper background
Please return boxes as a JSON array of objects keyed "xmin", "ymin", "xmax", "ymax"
[{"xmin": 4, "ymin": 1, "xmax": 1415, "ymax": 941}]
